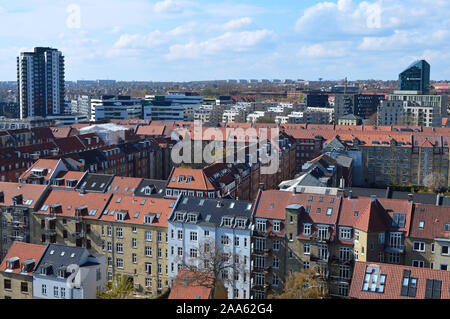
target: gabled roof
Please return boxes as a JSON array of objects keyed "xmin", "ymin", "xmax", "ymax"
[{"xmin": 409, "ymin": 204, "xmax": 450, "ymax": 240}]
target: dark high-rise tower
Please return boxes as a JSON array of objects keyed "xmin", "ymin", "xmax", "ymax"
[
  {"xmin": 398, "ymin": 60, "xmax": 430, "ymax": 94},
  {"xmin": 17, "ymin": 47, "xmax": 65, "ymax": 119}
]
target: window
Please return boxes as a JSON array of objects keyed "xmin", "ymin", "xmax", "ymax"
[
  {"xmin": 145, "ymin": 246, "xmax": 152, "ymax": 257},
  {"xmin": 273, "ymin": 258, "xmax": 280, "ymax": 269},
  {"xmin": 4, "ymin": 279, "xmax": 11, "ymax": 290},
  {"xmin": 272, "ymin": 220, "xmax": 281, "ymax": 233},
  {"xmin": 304, "ymin": 243, "xmax": 310, "ymax": 255},
  {"xmin": 339, "ymin": 265, "xmax": 351, "ymax": 280},
  {"xmin": 60, "ymin": 287, "xmax": 65, "ymax": 298},
  {"xmin": 177, "ymin": 247, "xmax": 183, "ymax": 256},
  {"xmin": 116, "ymin": 243, "xmax": 123, "ymax": 253},
  {"xmin": 132, "ymin": 254, "xmax": 137, "ymax": 264},
  {"xmin": 189, "ymin": 249, "xmax": 198, "ymax": 258},
  {"xmin": 441, "ymin": 245, "xmax": 449, "ymax": 256},
  {"xmin": 177, "ymin": 230, "xmax": 183, "ymax": 240},
  {"xmin": 362, "ymin": 266, "xmax": 386, "ymax": 293},
  {"xmin": 392, "ymin": 213, "xmax": 406, "ymax": 228},
  {"xmin": 273, "ymin": 274, "xmax": 279, "ymax": 287},
  {"xmin": 21, "ymin": 282, "xmax": 28, "ymax": 293},
  {"xmin": 221, "ymin": 235, "xmax": 230, "ymax": 245},
  {"xmin": 354, "ymin": 230, "xmax": 359, "ymax": 241},
  {"xmin": 145, "ymin": 263, "xmax": 152, "ymax": 275},
  {"xmin": 256, "ymin": 219, "xmax": 267, "ymax": 232},
  {"xmin": 42, "ymin": 284, "xmax": 47, "ymax": 295},
  {"xmin": 413, "ymin": 242, "xmax": 425, "ymax": 252},
  {"xmin": 145, "ymin": 231, "xmax": 152, "ymax": 242},
  {"xmin": 234, "ymin": 236, "xmax": 240, "ymax": 246},
  {"xmin": 273, "ymin": 240, "xmax": 280, "ymax": 251},
  {"xmin": 440, "ymin": 264, "xmax": 448, "ymax": 271},
  {"xmin": 190, "ymin": 232, "xmax": 198, "ymax": 242},
  {"xmin": 425, "ymin": 279, "xmax": 441, "ymax": 299},
  {"xmin": 132, "ymin": 238, "xmax": 137, "ymax": 249},
  {"xmin": 303, "ymin": 224, "xmax": 312, "ymax": 236},
  {"xmin": 116, "ymin": 258, "xmax": 123, "ymax": 268},
  {"xmin": 339, "ymin": 247, "xmax": 351, "ymax": 261},
  {"xmin": 107, "ymin": 242, "xmax": 112, "ymax": 252},
  {"xmin": 339, "ymin": 227, "xmax": 352, "ymax": 241},
  {"xmin": 378, "ymin": 233, "xmax": 385, "ymax": 245},
  {"xmin": 401, "ymin": 270, "xmax": 417, "ymax": 297},
  {"xmin": 54, "ymin": 286, "xmax": 59, "ymax": 298},
  {"xmin": 412, "ymin": 260, "xmax": 425, "ymax": 268}
]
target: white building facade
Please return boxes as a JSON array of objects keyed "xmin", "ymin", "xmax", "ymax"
[{"xmin": 168, "ymin": 196, "xmax": 253, "ymax": 299}]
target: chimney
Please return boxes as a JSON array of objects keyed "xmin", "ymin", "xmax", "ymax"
[
  {"xmin": 0, "ymin": 192, "xmax": 4, "ymax": 203},
  {"xmin": 370, "ymin": 195, "xmax": 377, "ymax": 203},
  {"xmin": 436, "ymin": 194, "xmax": 441, "ymax": 206},
  {"xmin": 408, "ymin": 193, "xmax": 413, "ymax": 203},
  {"xmin": 348, "ymin": 190, "xmax": 353, "ymax": 200},
  {"xmin": 339, "ymin": 177, "xmax": 345, "ymax": 189},
  {"xmin": 385, "ymin": 186, "xmax": 391, "ymax": 199},
  {"xmin": 292, "ymin": 187, "xmax": 298, "ymax": 195}
]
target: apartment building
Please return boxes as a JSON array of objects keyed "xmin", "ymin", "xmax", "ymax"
[
  {"xmin": 32, "ymin": 188, "xmax": 176, "ymax": 296},
  {"xmin": 0, "ymin": 183, "xmax": 49, "ymax": 261},
  {"xmin": 17, "ymin": 47, "xmax": 65, "ymax": 119},
  {"xmin": 0, "ymin": 242, "xmax": 46, "ymax": 299},
  {"xmin": 90, "ymin": 96, "xmax": 143, "ymax": 121},
  {"xmin": 33, "ymin": 243, "xmax": 105, "ymax": 299},
  {"xmin": 168, "ymin": 196, "xmax": 253, "ymax": 299},
  {"xmin": 251, "ymin": 189, "xmax": 425, "ymax": 298},
  {"xmin": 406, "ymin": 204, "xmax": 450, "ymax": 271}
]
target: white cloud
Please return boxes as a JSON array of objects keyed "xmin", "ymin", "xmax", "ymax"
[
  {"xmin": 153, "ymin": 0, "xmax": 195, "ymax": 14},
  {"xmin": 165, "ymin": 29, "xmax": 275, "ymax": 60},
  {"xmin": 221, "ymin": 17, "xmax": 253, "ymax": 31},
  {"xmin": 298, "ymin": 42, "xmax": 350, "ymax": 58}
]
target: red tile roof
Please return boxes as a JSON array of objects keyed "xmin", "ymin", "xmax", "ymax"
[
  {"xmin": 409, "ymin": 204, "xmax": 450, "ymax": 240},
  {"xmin": 100, "ymin": 195, "xmax": 175, "ymax": 227},
  {"xmin": 36, "ymin": 189, "xmax": 111, "ymax": 219},
  {"xmin": 0, "ymin": 242, "xmax": 46, "ymax": 275},
  {"xmin": 0, "ymin": 182, "xmax": 48, "ymax": 207},
  {"xmin": 168, "ymin": 270, "xmax": 213, "ymax": 299},
  {"xmin": 349, "ymin": 261, "xmax": 450, "ymax": 299}
]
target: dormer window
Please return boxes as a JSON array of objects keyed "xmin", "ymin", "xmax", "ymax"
[
  {"xmin": 175, "ymin": 212, "xmax": 185, "ymax": 222},
  {"xmin": 222, "ymin": 217, "xmax": 233, "ymax": 227},
  {"xmin": 256, "ymin": 219, "xmax": 267, "ymax": 232},
  {"xmin": 272, "ymin": 220, "xmax": 281, "ymax": 233},
  {"xmin": 187, "ymin": 213, "xmax": 198, "ymax": 223},
  {"xmin": 235, "ymin": 218, "xmax": 246, "ymax": 229},
  {"xmin": 303, "ymin": 224, "xmax": 312, "ymax": 236},
  {"xmin": 186, "ymin": 176, "xmax": 192, "ymax": 184},
  {"xmin": 144, "ymin": 214, "xmax": 154, "ymax": 225},
  {"xmin": 57, "ymin": 269, "xmax": 66, "ymax": 279},
  {"xmin": 116, "ymin": 211, "xmax": 125, "ymax": 221},
  {"xmin": 178, "ymin": 176, "xmax": 184, "ymax": 183}
]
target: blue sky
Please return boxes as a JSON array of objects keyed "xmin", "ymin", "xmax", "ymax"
[{"xmin": 1, "ymin": 0, "xmax": 449, "ymax": 81}]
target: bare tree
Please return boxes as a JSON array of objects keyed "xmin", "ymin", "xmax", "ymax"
[
  {"xmin": 423, "ymin": 172, "xmax": 447, "ymax": 192},
  {"xmin": 173, "ymin": 238, "xmax": 248, "ymax": 295},
  {"xmin": 269, "ymin": 269, "xmax": 327, "ymax": 299}
]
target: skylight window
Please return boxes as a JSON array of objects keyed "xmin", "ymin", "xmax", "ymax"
[
  {"xmin": 116, "ymin": 197, "xmax": 122, "ymax": 203},
  {"xmin": 419, "ymin": 221, "xmax": 424, "ymax": 229}
]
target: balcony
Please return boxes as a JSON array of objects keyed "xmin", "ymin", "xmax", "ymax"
[
  {"xmin": 45, "ymin": 229, "xmax": 57, "ymax": 236},
  {"xmin": 45, "ymin": 213, "xmax": 56, "ymax": 220},
  {"xmin": 72, "ymin": 231, "xmax": 85, "ymax": 239},
  {"xmin": 8, "ymin": 234, "xmax": 25, "ymax": 241},
  {"xmin": 7, "ymin": 220, "xmax": 27, "ymax": 229},
  {"xmin": 253, "ymin": 229, "xmax": 268, "ymax": 237},
  {"xmin": 385, "ymin": 245, "xmax": 405, "ymax": 253}
]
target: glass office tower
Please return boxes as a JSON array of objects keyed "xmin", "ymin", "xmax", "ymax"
[{"xmin": 398, "ymin": 60, "xmax": 430, "ymax": 94}]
